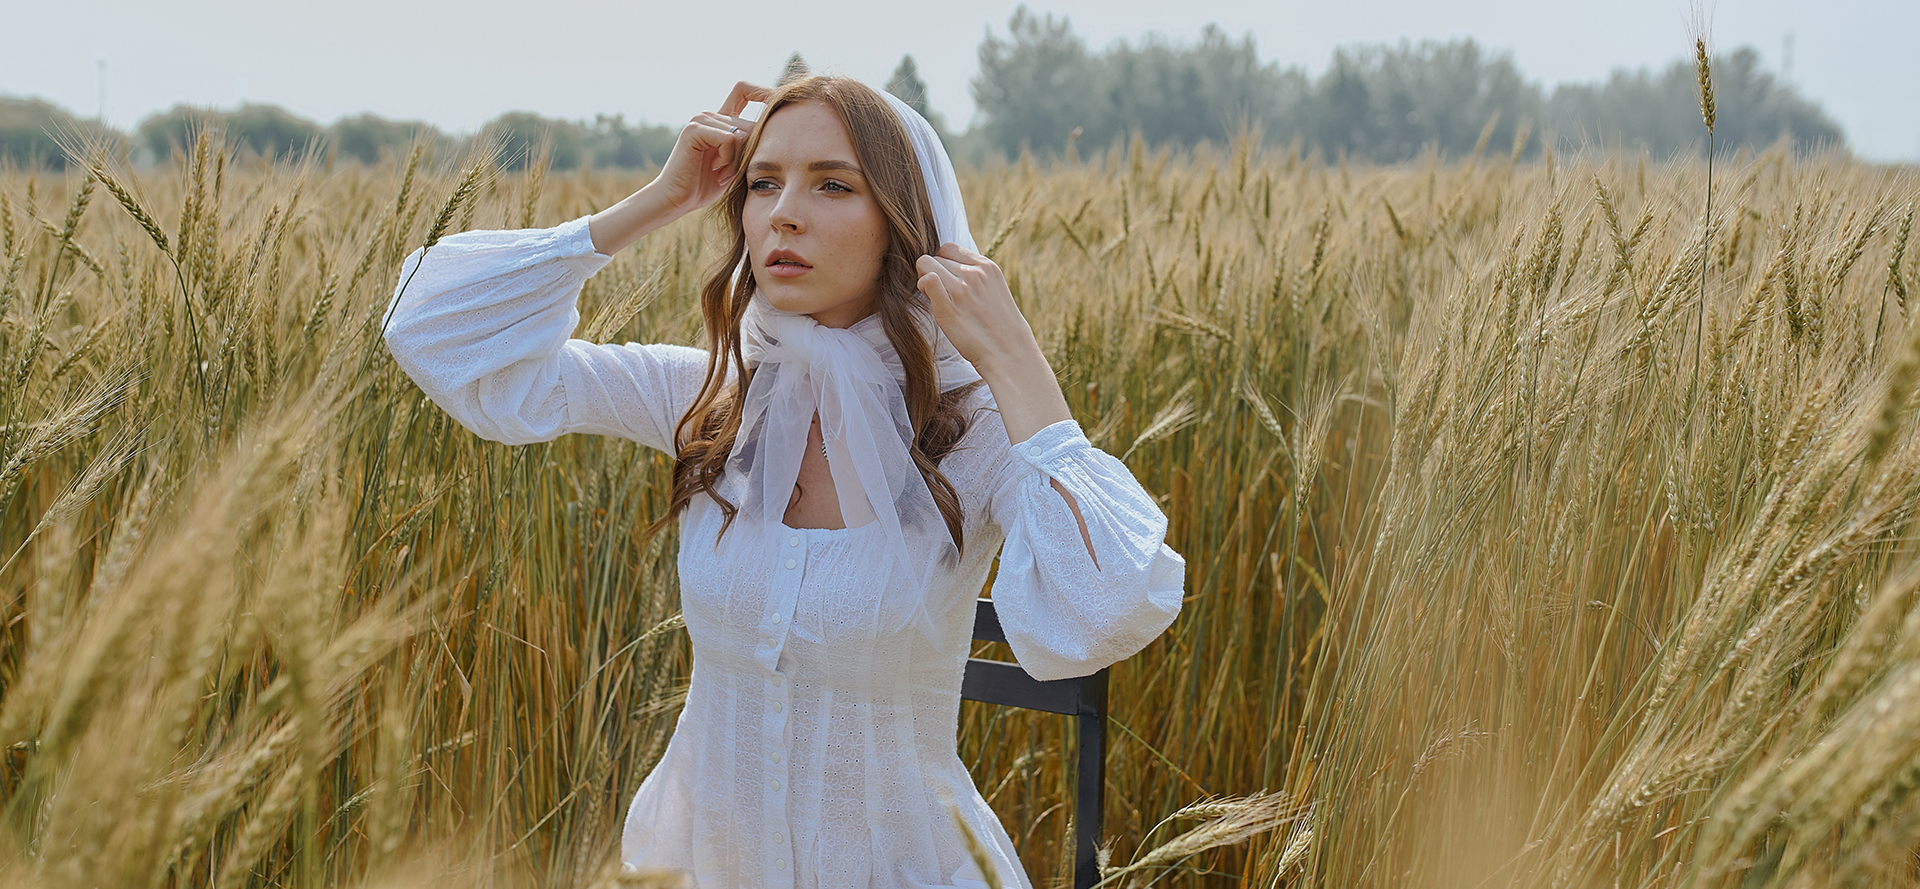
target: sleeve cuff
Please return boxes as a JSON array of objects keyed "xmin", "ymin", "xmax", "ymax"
[
  {"xmin": 1010, "ymin": 418, "xmax": 1090, "ymax": 468},
  {"xmin": 556, "ymin": 214, "xmax": 614, "ymax": 261}
]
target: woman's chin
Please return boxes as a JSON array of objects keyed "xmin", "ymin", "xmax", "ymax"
[
  {"xmin": 769, "ymin": 295, "xmax": 878, "ymax": 329},
  {"xmin": 757, "ymin": 288, "xmax": 819, "ymax": 315}
]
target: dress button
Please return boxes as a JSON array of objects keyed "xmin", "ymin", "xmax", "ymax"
[
  {"xmin": 788, "ymin": 535, "xmax": 800, "ymax": 547},
  {"xmin": 785, "ymin": 558, "xmax": 797, "ymax": 569},
  {"xmin": 771, "ymin": 613, "xmax": 782, "ymax": 624},
  {"xmin": 776, "ymin": 858, "xmax": 787, "ymax": 870},
  {"xmin": 1027, "ymin": 445, "xmax": 1042, "ymax": 457},
  {"xmin": 773, "ymin": 832, "xmax": 784, "ymax": 844},
  {"xmin": 770, "ymin": 750, "xmax": 782, "ymax": 763},
  {"xmin": 773, "ymin": 701, "xmax": 784, "ymax": 713},
  {"xmin": 770, "ymin": 779, "xmax": 781, "ymax": 791}
]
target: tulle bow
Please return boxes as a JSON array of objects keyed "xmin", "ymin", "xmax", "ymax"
[{"xmin": 730, "ymin": 293, "xmax": 982, "ymax": 641}]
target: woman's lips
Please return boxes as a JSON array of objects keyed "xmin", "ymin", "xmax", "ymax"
[{"xmin": 765, "ymin": 250, "xmax": 812, "ymax": 279}]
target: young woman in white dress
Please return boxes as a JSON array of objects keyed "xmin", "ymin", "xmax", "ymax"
[{"xmin": 383, "ymin": 74, "xmax": 1185, "ymax": 889}]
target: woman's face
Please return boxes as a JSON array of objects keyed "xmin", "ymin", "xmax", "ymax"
[{"xmin": 742, "ymin": 100, "xmax": 891, "ymax": 329}]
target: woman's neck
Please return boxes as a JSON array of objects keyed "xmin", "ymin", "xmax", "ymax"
[{"xmin": 804, "ymin": 292, "xmax": 880, "ymax": 329}]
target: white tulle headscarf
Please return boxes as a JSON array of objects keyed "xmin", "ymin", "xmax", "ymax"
[{"xmin": 726, "ymin": 84, "xmax": 983, "ymax": 643}]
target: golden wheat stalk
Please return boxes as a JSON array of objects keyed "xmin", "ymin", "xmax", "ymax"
[{"xmin": 1095, "ymin": 793, "xmax": 1302, "ymax": 886}]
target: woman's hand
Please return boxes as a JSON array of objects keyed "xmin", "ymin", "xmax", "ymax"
[
  {"xmin": 916, "ymin": 243, "xmax": 1093, "ymax": 560},
  {"xmin": 914, "ymin": 243, "xmax": 1035, "ymax": 371},
  {"xmin": 588, "ymin": 81, "xmax": 769, "ymax": 255},
  {"xmin": 916, "ymin": 243, "xmax": 1072, "ymax": 443},
  {"xmin": 651, "ymin": 80, "xmax": 770, "ymax": 212}
]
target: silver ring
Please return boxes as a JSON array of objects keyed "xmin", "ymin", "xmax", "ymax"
[{"xmin": 730, "ymin": 125, "xmax": 740, "ymax": 134}]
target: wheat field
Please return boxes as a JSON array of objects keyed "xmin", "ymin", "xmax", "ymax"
[{"xmin": 1, "ymin": 131, "xmax": 1918, "ymax": 888}]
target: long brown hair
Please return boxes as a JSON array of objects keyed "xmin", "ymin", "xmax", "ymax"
[{"xmin": 645, "ymin": 75, "xmax": 982, "ymax": 550}]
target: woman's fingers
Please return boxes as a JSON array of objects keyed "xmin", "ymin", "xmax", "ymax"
[
  {"xmin": 919, "ymin": 247, "xmax": 1002, "ymax": 297},
  {"xmin": 916, "ymin": 270, "xmax": 950, "ymax": 305},
  {"xmin": 692, "ymin": 111, "xmax": 752, "ymax": 139},
  {"xmin": 682, "ymin": 112, "xmax": 744, "ymax": 172},
  {"xmin": 916, "ymin": 247, "xmax": 1029, "ymax": 368},
  {"xmin": 644, "ymin": 83, "xmax": 772, "ymax": 214},
  {"xmin": 916, "ymin": 254, "xmax": 966, "ymax": 302},
  {"xmin": 682, "ymin": 115, "xmax": 732, "ymax": 150},
  {"xmin": 711, "ymin": 82, "xmax": 768, "ymax": 173},
  {"xmin": 937, "ymin": 241, "xmax": 983, "ymax": 263},
  {"xmin": 720, "ymin": 80, "xmax": 772, "ymax": 116},
  {"xmin": 927, "ymin": 241, "xmax": 993, "ymax": 273}
]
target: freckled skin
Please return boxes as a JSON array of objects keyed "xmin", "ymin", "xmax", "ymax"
[{"xmin": 742, "ymin": 101, "xmax": 891, "ymax": 332}]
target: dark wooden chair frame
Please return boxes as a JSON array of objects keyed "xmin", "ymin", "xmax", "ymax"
[{"xmin": 960, "ymin": 598, "xmax": 1108, "ymax": 889}]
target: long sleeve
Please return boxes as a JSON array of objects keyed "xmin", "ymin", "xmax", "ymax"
[
  {"xmin": 986, "ymin": 417, "xmax": 1186, "ymax": 682},
  {"xmin": 382, "ymin": 216, "xmax": 708, "ymax": 454}
]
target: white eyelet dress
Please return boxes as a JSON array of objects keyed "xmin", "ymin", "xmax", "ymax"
[{"xmin": 382, "ymin": 216, "xmax": 1186, "ymax": 889}]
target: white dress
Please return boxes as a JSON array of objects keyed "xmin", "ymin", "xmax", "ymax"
[{"xmin": 383, "ymin": 216, "xmax": 1186, "ymax": 889}]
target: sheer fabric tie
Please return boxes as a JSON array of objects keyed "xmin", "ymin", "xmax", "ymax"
[{"xmin": 730, "ymin": 295, "xmax": 981, "ymax": 641}]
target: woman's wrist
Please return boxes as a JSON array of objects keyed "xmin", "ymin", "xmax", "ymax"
[
  {"xmin": 587, "ymin": 183, "xmax": 686, "ymax": 256},
  {"xmin": 978, "ymin": 346, "xmax": 1074, "ymax": 444}
]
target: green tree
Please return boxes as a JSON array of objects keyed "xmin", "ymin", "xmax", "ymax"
[
  {"xmin": 1546, "ymin": 46, "xmax": 1842, "ymax": 155},
  {"xmin": 0, "ymin": 97, "xmax": 117, "ymax": 169},
  {"xmin": 585, "ymin": 114, "xmax": 675, "ymax": 169},
  {"xmin": 779, "ymin": 52, "xmax": 811, "ymax": 88},
  {"xmin": 226, "ymin": 104, "xmax": 325, "ymax": 158},
  {"xmin": 1308, "ymin": 40, "xmax": 1541, "ymax": 162},
  {"xmin": 887, "ymin": 54, "xmax": 950, "ymax": 137},
  {"xmin": 473, "ymin": 111, "xmax": 674, "ymax": 170},
  {"xmin": 886, "ymin": 55, "xmax": 932, "ymax": 119},
  {"xmin": 973, "ymin": 7, "xmax": 1102, "ymax": 155},
  {"xmin": 330, "ymin": 113, "xmax": 446, "ymax": 165},
  {"xmin": 1101, "ymin": 25, "xmax": 1304, "ymax": 150},
  {"xmin": 137, "ymin": 103, "xmax": 324, "ymax": 162},
  {"xmin": 973, "ymin": 9, "xmax": 1302, "ymax": 157},
  {"xmin": 478, "ymin": 111, "xmax": 587, "ymax": 171},
  {"xmin": 136, "ymin": 106, "xmax": 200, "ymax": 161}
]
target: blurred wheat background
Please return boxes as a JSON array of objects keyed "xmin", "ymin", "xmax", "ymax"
[{"xmin": 2, "ymin": 123, "xmax": 1918, "ymax": 888}]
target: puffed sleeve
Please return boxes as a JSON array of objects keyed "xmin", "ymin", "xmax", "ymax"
[
  {"xmin": 986, "ymin": 416, "xmax": 1186, "ymax": 681},
  {"xmin": 382, "ymin": 215, "xmax": 708, "ymax": 454}
]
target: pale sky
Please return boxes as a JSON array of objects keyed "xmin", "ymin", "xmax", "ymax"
[{"xmin": 3, "ymin": 0, "xmax": 1915, "ymax": 161}]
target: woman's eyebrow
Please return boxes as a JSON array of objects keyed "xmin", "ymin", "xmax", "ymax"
[{"xmin": 746, "ymin": 159, "xmax": 861, "ymax": 174}]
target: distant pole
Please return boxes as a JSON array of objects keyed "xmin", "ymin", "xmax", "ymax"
[
  {"xmin": 1781, "ymin": 33, "xmax": 1794, "ymax": 86},
  {"xmin": 96, "ymin": 57, "xmax": 107, "ymax": 123}
]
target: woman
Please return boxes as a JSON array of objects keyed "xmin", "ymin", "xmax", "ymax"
[{"xmin": 383, "ymin": 74, "xmax": 1184, "ymax": 889}]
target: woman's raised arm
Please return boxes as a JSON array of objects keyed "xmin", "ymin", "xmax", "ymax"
[
  {"xmin": 382, "ymin": 218, "xmax": 708, "ymax": 454},
  {"xmin": 382, "ymin": 82, "xmax": 772, "ymax": 454},
  {"xmin": 589, "ymin": 81, "xmax": 770, "ymax": 255}
]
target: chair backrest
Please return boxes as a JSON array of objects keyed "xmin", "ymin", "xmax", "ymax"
[{"xmin": 960, "ymin": 598, "xmax": 1108, "ymax": 889}]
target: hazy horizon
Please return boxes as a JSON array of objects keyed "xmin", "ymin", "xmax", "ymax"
[{"xmin": 4, "ymin": 0, "xmax": 1914, "ymax": 161}]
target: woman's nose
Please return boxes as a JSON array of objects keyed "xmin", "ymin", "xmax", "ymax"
[{"xmin": 768, "ymin": 191, "xmax": 805, "ymax": 233}]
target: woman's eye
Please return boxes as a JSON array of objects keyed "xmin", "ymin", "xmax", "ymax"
[
  {"xmin": 823, "ymin": 181, "xmax": 852, "ymax": 193},
  {"xmin": 749, "ymin": 179, "xmax": 777, "ymax": 191}
]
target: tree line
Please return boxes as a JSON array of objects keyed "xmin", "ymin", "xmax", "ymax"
[
  {"xmin": 1, "ymin": 8, "xmax": 1846, "ymax": 171},
  {"xmin": 972, "ymin": 7, "xmax": 1842, "ymax": 162},
  {"xmin": 0, "ymin": 98, "xmax": 676, "ymax": 172}
]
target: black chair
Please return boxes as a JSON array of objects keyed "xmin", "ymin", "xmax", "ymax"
[{"xmin": 960, "ymin": 598, "xmax": 1109, "ymax": 889}]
